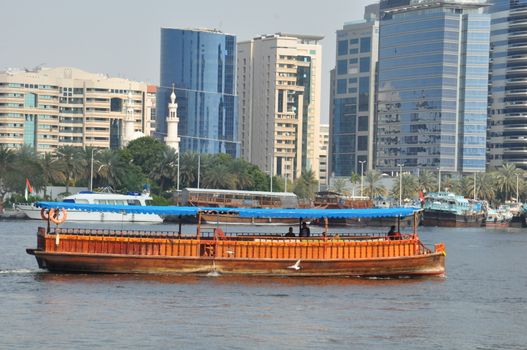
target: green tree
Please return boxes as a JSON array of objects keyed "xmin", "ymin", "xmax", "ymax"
[
  {"xmin": 495, "ymin": 163, "xmax": 522, "ymax": 201},
  {"xmin": 149, "ymin": 148, "xmax": 178, "ymax": 192},
  {"xmin": 229, "ymin": 158, "xmax": 254, "ymax": 190},
  {"xmin": 202, "ymin": 163, "xmax": 236, "ymax": 189},
  {"xmin": 391, "ymin": 173, "xmax": 419, "ymax": 200},
  {"xmin": 466, "ymin": 172, "xmax": 497, "ymax": 203},
  {"xmin": 126, "ymin": 137, "xmax": 167, "ymax": 176},
  {"xmin": 179, "ymin": 152, "xmax": 199, "ymax": 188},
  {"xmin": 0, "ymin": 146, "xmax": 16, "ymax": 211},
  {"xmin": 293, "ymin": 169, "xmax": 318, "ymax": 200},
  {"xmin": 364, "ymin": 170, "xmax": 387, "ymax": 198},
  {"xmin": 55, "ymin": 146, "xmax": 86, "ymax": 194},
  {"xmin": 38, "ymin": 152, "xmax": 66, "ymax": 198},
  {"xmin": 418, "ymin": 169, "xmax": 437, "ymax": 193},
  {"xmin": 350, "ymin": 172, "xmax": 361, "ymax": 195},
  {"xmin": 330, "ymin": 178, "xmax": 348, "ymax": 194}
]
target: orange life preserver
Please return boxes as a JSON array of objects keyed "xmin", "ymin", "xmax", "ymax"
[
  {"xmin": 49, "ymin": 208, "xmax": 67, "ymax": 225},
  {"xmin": 40, "ymin": 208, "xmax": 50, "ymax": 221}
]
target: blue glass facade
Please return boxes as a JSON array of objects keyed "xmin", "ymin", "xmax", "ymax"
[
  {"xmin": 488, "ymin": 1, "xmax": 527, "ymax": 169},
  {"xmin": 157, "ymin": 28, "xmax": 238, "ymax": 157},
  {"xmin": 330, "ymin": 19, "xmax": 378, "ymax": 177},
  {"xmin": 376, "ymin": 3, "xmax": 489, "ymax": 173}
]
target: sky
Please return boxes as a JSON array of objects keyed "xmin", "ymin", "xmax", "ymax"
[{"xmin": 0, "ymin": 0, "xmax": 373, "ymax": 123}]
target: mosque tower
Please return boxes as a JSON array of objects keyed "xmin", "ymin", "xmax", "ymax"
[
  {"xmin": 165, "ymin": 85, "xmax": 180, "ymax": 152},
  {"xmin": 122, "ymin": 90, "xmax": 136, "ymax": 146}
]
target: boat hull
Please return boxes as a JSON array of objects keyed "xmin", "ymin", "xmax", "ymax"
[
  {"xmin": 27, "ymin": 249, "xmax": 445, "ymax": 277},
  {"xmin": 422, "ymin": 210, "xmax": 484, "ymax": 228}
]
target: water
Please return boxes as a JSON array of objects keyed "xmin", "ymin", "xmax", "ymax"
[{"xmin": 1, "ymin": 219, "xmax": 526, "ymax": 349}]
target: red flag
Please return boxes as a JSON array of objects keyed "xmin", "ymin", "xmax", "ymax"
[
  {"xmin": 419, "ymin": 191, "xmax": 425, "ymax": 202},
  {"xmin": 26, "ymin": 178, "xmax": 33, "ymax": 193}
]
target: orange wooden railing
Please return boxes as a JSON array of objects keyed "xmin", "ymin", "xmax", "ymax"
[{"xmin": 38, "ymin": 227, "xmax": 431, "ymax": 260}]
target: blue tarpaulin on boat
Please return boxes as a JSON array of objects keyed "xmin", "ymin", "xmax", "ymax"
[{"xmin": 35, "ymin": 202, "xmax": 419, "ymax": 219}]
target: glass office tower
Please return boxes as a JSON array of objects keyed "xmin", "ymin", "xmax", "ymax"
[
  {"xmin": 157, "ymin": 28, "xmax": 238, "ymax": 157},
  {"xmin": 488, "ymin": 1, "xmax": 527, "ymax": 169},
  {"xmin": 376, "ymin": 0, "xmax": 490, "ymax": 174}
]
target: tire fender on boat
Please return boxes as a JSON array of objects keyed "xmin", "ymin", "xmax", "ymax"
[{"xmin": 40, "ymin": 208, "xmax": 50, "ymax": 221}]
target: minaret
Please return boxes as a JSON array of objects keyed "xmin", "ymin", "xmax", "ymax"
[
  {"xmin": 165, "ymin": 84, "xmax": 180, "ymax": 152},
  {"xmin": 122, "ymin": 90, "xmax": 135, "ymax": 146}
]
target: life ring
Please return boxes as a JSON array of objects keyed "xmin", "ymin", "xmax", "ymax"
[
  {"xmin": 49, "ymin": 208, "xmax": 67, "ymax": 225},
  {"xmin": 40, "ymin": 208, "xmax": 50, "ymax": 221}
]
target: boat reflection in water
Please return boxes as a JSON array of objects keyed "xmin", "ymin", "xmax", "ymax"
[{"xmin": 27, "ymin": 203, "xmax": 446, "ymax": 278}]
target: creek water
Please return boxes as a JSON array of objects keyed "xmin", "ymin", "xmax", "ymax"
[{"xmin": 1, "ymin": 219, "xmax": 526, "ymax": 349}]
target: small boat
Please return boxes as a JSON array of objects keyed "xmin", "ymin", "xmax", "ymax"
[
  {"xmin": 422, "ymin": 192, "xmax": 485, "ymax": 227},
  {"xmin": 485, "ymin": 208, "xmax": 510, "ymax": 228},
  {"xmin": 16, "ymin": 191, "xmax": 163, "ymax": 223},
  {"xmin": 26, "ymin": 203, "xmax": 445, "ymax": 277}
]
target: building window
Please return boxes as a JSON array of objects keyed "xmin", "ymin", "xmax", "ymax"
[
  {"xmin": 358, "ymin": 116, "xmax": 368, "ymax": 131},
  {"xmin": 110, "ymin": 98, "xmax": 123, "ymax": 112},
  {"xmin": 338, "ymin": 40, "xmax": 348, "ymax": 56},
  {"xmin": 337, "ymin": 79, "xmax": 347, "ymax": 94},
  {"xmin": 359, "ymin": 77, "xmax": 369, "ymax": 112},
  {"xmin": 337, "ymin": 60, "xmax": 348, "ymax": 75},
  {"xmin": 360, "ymin": 57, "xmax": 370, "ymax": 73},
  {"xmin": 360, "ymin": 37, "xmax": 371, "ymax": 53},
  {"xmin": 24, "ymin": 93, "xmax": 37, "ymax": 108},
  {"xmin": 357, "ymin": 136, "xmax": 368, "ymax": 151}
]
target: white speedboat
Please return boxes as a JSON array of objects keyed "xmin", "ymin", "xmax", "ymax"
[{"xmin": 16, "ymin": 191, "xmax": 163, "ymax": 223}]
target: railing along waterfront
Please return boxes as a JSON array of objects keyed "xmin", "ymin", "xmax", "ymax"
[{"xmin": 38, "ymin": 227, "xmax": 427, "ymax": 260}]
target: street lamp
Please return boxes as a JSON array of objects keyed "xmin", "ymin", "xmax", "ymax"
[
  {"xmin": 437, "ymin": 167, "xmax": 442, "ymax": 192},
  {"xmin": 516, "ymin": 174, "xmax": 519, "ymax": 203},
  {"xmin": 197, "ymin": 153, "xmax": 201, "ymax": 189},
  {"xmin": 397, "ymin": 163, "xmax": 404, "ymax": 206},
  {"xmin": 359, "ymin": 160, "xmax": 366, "ymax": 197},
  {"xmin": 473, "ymin": 172, "xmax": 477, "ymax": 200},
  {"xmin": 89, "ymin": 148, "xmax": 97, "ymax": 191}
]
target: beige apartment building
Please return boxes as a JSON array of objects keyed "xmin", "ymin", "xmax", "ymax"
[
  {"xmin": 0, "ymin": 67, "xmax": 151, "ymax": 152},
  {"xmin": 319, "ymin": 123, "xmax": 329, "ymax": 189},
  {"xmin": 237, "ymin": 33, "xmax": 322, "ymax": 180}
]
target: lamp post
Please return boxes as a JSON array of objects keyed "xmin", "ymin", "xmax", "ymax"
[
  {"xmin": 176, "ymin": 151, "xmax": 180, "ymax": 191},
  {"xmin": 270, "ymin": 157, "xmax": 273, "ymax": 193},
  {"xmin": 197, "ymin": 153, "xmax": 201, "ymax": 189},
  {"xmin": 90, "ymin": 148, "xmax": 95, "ymax": 191},
  {"xmin": 438, "ymin": 167, "xmax": 441, "ymax": 192},
  {"xmin": 359, "ymin": 160, "xmax": 366, "ymax": 197},
  {"xmin": 474, "ymin": 172, "xmax": 477, "ymax": 200},
  {"xmin": 398, "ymin": 163, "xmax": 404, "ymax": 206},
  {"xmin": 516, "ymin": 174, "xmax": 519, "ymax": 203}
]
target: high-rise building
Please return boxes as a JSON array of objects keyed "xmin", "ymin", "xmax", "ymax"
[
  {"xmin": 376, "ymin": 0, "xmax": 490, "ymax": 174},
  {"xmin": 238, "ymin": 33, "xmax": 322, "ymax": 180},
  {"xmin": 144, "ymin": 85, "xmax": 157, "ymax": 137},
  {"xmin": 488, "ymin": 1, "xmax": 527, "ymax": 169},
  {"xmin": 157, "ymin": 28, "xmax": 238, "ymax": 157},
  {"xmin": 319, "ymin": 123, "xmax": 329, "ymax": 189},
  {"xmin": 0, "ymin": 66, "xmax": 148, "ymax": 152},
  {"xmin": 330, "ymin": 5, "xmax": 379, "ymax": 177}
]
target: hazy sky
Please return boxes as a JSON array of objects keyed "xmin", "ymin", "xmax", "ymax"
[{"xmin": 0, "ymin": 0, "xmax": 374, "ymax": 122}]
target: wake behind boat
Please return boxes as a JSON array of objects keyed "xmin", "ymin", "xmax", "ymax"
[
  {"xmin": 26, "ymin": 203, "xmax": 445, "ymax": 278},
  {"xmin": 16, "ymin": 191, "xmax": 163, "ymax": 223}
]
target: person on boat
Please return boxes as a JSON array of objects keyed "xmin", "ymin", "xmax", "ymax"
[
  {"xmin": 285, "ymin": 227, "xmax": 295, "ymax": 237},
  {"xmin": 300, "ymin": 222, "xmax": 311, "ymax": 237},
  {"xmin": 387, "ymin": 225, "xmax": 401, "ymax": 240}
]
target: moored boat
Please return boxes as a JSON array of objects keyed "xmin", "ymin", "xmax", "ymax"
[
  {"xmin": 26, "ymin": 203, "xmax": 446, "ymax": 277},
  {"xmin": 422, "ymin": 192, "xmax": 485, "ymax": 227},
  {"xmin": 16, "ymin": 191, "xmax": 163, "ymax": 223}
]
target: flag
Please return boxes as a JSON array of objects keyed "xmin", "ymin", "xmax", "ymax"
[
  {"xmin": 25, "ymin": 178, "xmax": 33, "ymax": 201},
  {"xmin": 419, "ymin": 191, "xmax": 425, "ymax": 203}
]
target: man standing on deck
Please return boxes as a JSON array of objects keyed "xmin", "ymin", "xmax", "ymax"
[{"xmin": 299, "ymin": 222, "xmax": 310, "ymax": 237}]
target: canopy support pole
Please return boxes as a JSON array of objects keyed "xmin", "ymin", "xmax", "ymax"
[
  {"xmin": 178, "ymin": 215, "xmax": 182, "ymax": 238},
  {"xmin": 397, "ymin": 216, "xmax": 401, "ymax": 233},
  {"xmin": 197, "ymin": 212, "xmax": 202, "ymax": 240},
  {"xmin": 323, "ymin": 217, "xmax": 328, "ymax": 240},
  {"xmin": 413, "ymin": 212, "xmax": 417, "ymax": 235}
]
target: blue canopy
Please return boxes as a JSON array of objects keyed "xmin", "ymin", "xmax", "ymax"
[{"xmin": 35, "ymin": 202, "xmax": 419, "ymax": 219}]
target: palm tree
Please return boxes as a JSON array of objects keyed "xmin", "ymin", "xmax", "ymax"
[
  {"xmin": 0, "ymin": 146, "xmax": 16, "ymax": 211},
  {"xmin": 418, "ymin": 169, "xmax": 437, "ymax": 193},
  {"xmin": 293, "ymin": 169, "xmax": 318, "ymax": 200},
  {"xmin": 149, "ymin": 148, "xmax": 178, "ymax": 191},
  {"xmin": 330, "ymin": 178, "xmax": 348, "ymax": 194},
  {"xmin": 96, "ymin": 149, "xmax": 128, "ymax": 189},
  {"xmin": 350, "ymin": 172, "xmax": 361, "ymax": 196},
  {"xmin": 202, "ymin": 163, "xmax": 236, "ymax": 189},
  {"xmin": 38, "ymin": 152, "xmax": 66, "ymax": 198},
  {"xmin": 179, "ymin": 152, "xmax": 199, "ymax": 188},
  {"xmin": 495, "ymin": 163, "xmax": 521, "ymax": 201},
  {"xmin": 466, "ymin": 172, "xmax": 497, "ymax": 203},
  {"xmin": 229, "ymin": 159, "xmax": 253, "ymax": 190},
  {"xmin": 55, "ymin": 146, "xmax": 86, "ymax": 194},
  {"xmin": 364, "ymin": 170, "xmax": 387, "ymax": 198},
  {"xmin": 391, "ymin": 173, "xmax": 419, "ymax": 200}
]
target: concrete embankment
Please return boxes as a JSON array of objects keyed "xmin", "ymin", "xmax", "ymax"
[{"xmin": 0, "ymin": 210, "xmax": 27, "ymax": 220}]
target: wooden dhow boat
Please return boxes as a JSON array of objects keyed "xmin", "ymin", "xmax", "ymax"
[{"xmin": 26, "ymin": 203, "xmax": 446, "ymax": 277}]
